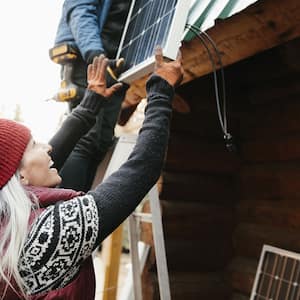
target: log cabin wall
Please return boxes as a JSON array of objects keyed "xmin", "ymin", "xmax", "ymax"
[
  {"xmin": 227, "ymin": 37, "xmax": 300, "ymax": 299},
  {"xmin": 159, "ymin": 37, "xmax": 300, "ymax": 299},
  {"xmin": 157, "ymin": 53, "xmax": 242, "ymax": 299}
]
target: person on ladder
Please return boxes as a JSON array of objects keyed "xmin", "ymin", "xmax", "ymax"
[
  {"xmin": 0, "ymin": 46, "xmax": 184, "ymax": 299},
  {"xmin": 50, "ymin": 0, "xmax": 132, "ymax": 193}
]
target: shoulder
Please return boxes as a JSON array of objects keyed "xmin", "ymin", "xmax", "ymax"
[{"xmin": 19, "ymin": 195, "xmax": 99, "ymax": 294}]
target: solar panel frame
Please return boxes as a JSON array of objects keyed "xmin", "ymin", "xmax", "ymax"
[
  {"xmin": 116, "ymin": 0, "xmax": 191, "ymax": 83},
  {"xmin": 250, "ymin": 244, "xmax": 300, "ymax": 300}
]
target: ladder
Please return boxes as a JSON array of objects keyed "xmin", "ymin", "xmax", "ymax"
[{"xmin": 99, "ymin": 134, "xmax": 171, "ymax": 300}]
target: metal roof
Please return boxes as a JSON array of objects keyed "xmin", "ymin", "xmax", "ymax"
[{"xmin": 184, "ymin": 0, "xmax": 258, "ymax": 41}]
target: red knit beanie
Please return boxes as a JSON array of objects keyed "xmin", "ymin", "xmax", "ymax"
[{"xmin": 0, "ymin": 118, "xmax": 31, "ymax": 189}]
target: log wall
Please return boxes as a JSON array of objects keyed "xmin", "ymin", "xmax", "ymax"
[
  {"xmin": 153, "ymin": 67, "xmax": 241, "ymax": 299},
  {"xmin": 225, "ymin": 38, "xmax": 300, "ymax": 298},
  {"xmin": 155, "ymin": 37, "xmax": 300, "ymax": 299}
]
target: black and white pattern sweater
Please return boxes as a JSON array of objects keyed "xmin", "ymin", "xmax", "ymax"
[{"xmin": 19, "ymin": 75, "xmax": 174, "ymax": 294}]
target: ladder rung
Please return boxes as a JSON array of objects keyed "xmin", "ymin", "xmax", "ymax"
[{"xmin": 132, "ymin": 212, "xmax": 152, "ymax": 223}]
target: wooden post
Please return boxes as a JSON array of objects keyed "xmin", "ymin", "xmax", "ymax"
[{"xmin": 101, "ymin": 224, "xmax": 123, "ymax": 300}]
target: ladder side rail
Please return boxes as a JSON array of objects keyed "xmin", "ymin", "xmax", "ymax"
[
  {"xmin": 128, "ymin": 215, "xmax": 143, "ymax": 300},
  {"xmin": 148, "ymin": 186, "xmax": 171, "ymax": 300}
]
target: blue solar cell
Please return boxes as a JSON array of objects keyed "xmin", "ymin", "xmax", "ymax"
[{"xmin": 117, "ymin": 0, "xmax": 191, "ymax": 83}]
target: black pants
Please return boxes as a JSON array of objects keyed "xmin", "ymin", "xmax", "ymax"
[{"xmin": 59, "ymin": 57, "xmax": 127, "ymax": 192}]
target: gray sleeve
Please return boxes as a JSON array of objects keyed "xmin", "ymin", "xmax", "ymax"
[
  {"xmin": 19, "ymin": 194, "xmax": 99, "ymax": 295},
  {"xmin": 49, "ymin": 90, "xmax": 106, "ymax": 171},
  {"xmin": 88, "ymin": 75, "xmax": 174, "ymax": 242}
]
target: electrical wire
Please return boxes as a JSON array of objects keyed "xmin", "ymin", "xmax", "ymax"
[{"xmin": 185, "ymin": 24, "xmax": 234, "ymax": 150}]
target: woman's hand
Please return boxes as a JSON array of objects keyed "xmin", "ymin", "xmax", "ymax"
[
  {"xmin": 154, "ymin": 46, "xmax": 184, "ymax": 88},
  {"xmin": 87, "ymin": 54, "xmax": 123, "ymax": 98}
]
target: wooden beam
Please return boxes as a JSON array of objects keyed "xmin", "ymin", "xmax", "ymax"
[
  {"xmin": 101, "ymin": 225, "xmax": 123, "ymax": 300},
  {"xmin": 123, "ymin": 0, "xmax": 300, "ymax": 107},
  {"xmin": 182, "ymin": 0, "xmax": 300, "ymax": 83}
]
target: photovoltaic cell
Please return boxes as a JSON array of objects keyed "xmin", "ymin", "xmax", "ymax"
[
  {"xmin": 117, "ymin": 0, "xmax": 191, "ymax": 83},
  {"xmin": 250, "ymin": 245, "xmax": 300, "ymax": 300}
]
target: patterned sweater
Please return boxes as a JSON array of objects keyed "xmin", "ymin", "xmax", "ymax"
[{"xmin": 19, "ymin": 75, "xmax": 174, "ymax": 295}]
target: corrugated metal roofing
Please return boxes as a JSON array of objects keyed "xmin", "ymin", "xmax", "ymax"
[{"xmin": 184, "ymin": 0, "xmax": 258, "ymax": 41}]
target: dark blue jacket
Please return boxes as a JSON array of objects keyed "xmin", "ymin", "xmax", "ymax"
[{"xmin": 54, "ymin": 0, "xmax": 130, "ymax": 61}]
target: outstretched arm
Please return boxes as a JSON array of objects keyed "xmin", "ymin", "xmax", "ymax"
[
  {"xmin": 89, "ymin": 47, "xmax": 184, "ymax": 241},
  {"xmin": 19, "ymin": 48, "xmax": 183, "ymax": 295},
  {"xmin": 49, "ymin": 55, "xmax": 122, "ymax": 170}
]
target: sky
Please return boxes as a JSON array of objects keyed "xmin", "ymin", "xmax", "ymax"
[{"xmin": 0, "ymin": 0, "xmax": 67, "ymax": 142}]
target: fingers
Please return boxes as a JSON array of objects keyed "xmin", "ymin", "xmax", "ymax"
[
  {"xmin": 87, "ymin": 64, "xmax": 93, "ymax": 82},
  {"xmin": 155, "ymin": 45, "xmax": 164, "ymax": 68},
  {"xmin": 155, "ymin": 46, "xmax": 182, "ymax": 68},
  {"xmin": 106, "ymin": 82, "xmax": 123, "ymax": 97},
  {"xmin": 87, "ymin": 57, "xmax": 97, "ymax": 81},
  {"xmin": 95, "ymin": 54, "xmax": 106, "ymax": 80}
]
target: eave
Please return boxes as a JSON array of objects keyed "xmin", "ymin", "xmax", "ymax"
[{"xmin": 122, "ymin": 0, "xmax": 300, "ymax": 108}]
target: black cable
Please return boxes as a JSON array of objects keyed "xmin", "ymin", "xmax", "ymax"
[
  {"xmin": 197, "ymin": 28, "xmax": 228, "ymax": 133},
  {"xmin": 185, "ymin": 24, "xmax": 236, "ymax": 153},
  {"xmin": 185, "ymin": 24, "xmax": 225, "ymax": 133}
]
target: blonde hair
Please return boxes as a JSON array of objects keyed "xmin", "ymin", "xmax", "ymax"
[{"xmin": 0, "ymin": 174, "xmax": 36, "ymax": 299}]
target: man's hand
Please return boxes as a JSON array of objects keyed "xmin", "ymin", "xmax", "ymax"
[
  {"xmin": 87, "ymin": 54, "xmax": 123, "ymax": 98},
  {"xmin": 154, "ymin": 46, "xmax": 184, "ymax": 87}
]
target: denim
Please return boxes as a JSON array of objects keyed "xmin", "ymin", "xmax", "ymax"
[
  {"xmin": 54, "ymin": 0, "xmax": 112, "ymax": 61},
  {"xmin": 54, "ymin": 0, "xmax": 129, "ymax": 192}
]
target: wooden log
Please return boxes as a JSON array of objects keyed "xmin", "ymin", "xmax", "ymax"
[
  {"xmin": 240, "ymin": 100, "xmax": 300, "ymax": 140},
  {"xmin": 238, "ymin": 198, "xmax": 300, "ymax": 230},
  {"xmin": 241, "ymin": 133, "xmax": 300, "ymax": 163},
  {"xmin": 231, "ymin": 292, "xmax": 250, "ymax": 300},
  {"xmin": 176, "ymin": 75, "xmax": 220, "ymax": 113},
  {"xmin": 233, "ymin": 223, "xmax": 300, "ymax": 259},
  {"xmin": 239, "ymin": 163, "xmax": 300, "ymax": 200},
  {"xmin": 182, "ymin": 0, "xmax": 300, "ymax": 83},
  {"xmin": 224, "ymin": 38, "xmax": 300, "ymax": 87},
  {"xmin": 101, "ymin": 225, "xmax": 123, "ymax": 300},
  {"xmin": 165, "ymin": 238, "xmax": 233, "ymax": 272},
  {"xmin": 141, "ymin": 217, "xmax": 233, "ymax": 271},
  {"xmin": 171, "ymin": 111, "xmax": 222, "ymax": 137},
  {"xmin": 245, "ymin": 74, "xmax": 300, "ymax": 105},
  {"xmin": 161, "ymin": 200, "xmax": 234, "ymax": 240},
  {"xmin": 160, "ymin": 171, "xmax": 236, "ymax": 203},
  {"xmin": 165, "ymin": 136, "xmax": 240, "ymax": 174},
  {"xmin": 170, "ymin": 110, "xmax": 239, "ymax": 139},
  {"xmin": 227, "ymin": 257, "xmax": 257, "ymax": 297},
  {"xmin": 162, "ymin": 271, "xmax": 231, "ymax": 300},
  {"xmin": 123, "ymin": 0, "xmax": 300, "ymax": 108}
]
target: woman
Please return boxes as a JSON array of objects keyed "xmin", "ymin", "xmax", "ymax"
[{"xmin": 0, "ymin": 47, "xmax": 183, "ymax": 299}]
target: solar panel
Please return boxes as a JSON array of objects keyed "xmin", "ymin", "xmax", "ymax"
[
  {"xmin": 250, "ymin": 245, "xmax": 300, "ymax": 300},
  {"xmin": 117, "ymin": 0, "xmax": 191, "ymax": 83}
]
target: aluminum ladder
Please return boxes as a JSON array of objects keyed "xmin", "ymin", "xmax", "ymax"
[{"xmin": 102, "ymin": 134, "xmax": 171, "ymax": 300}]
